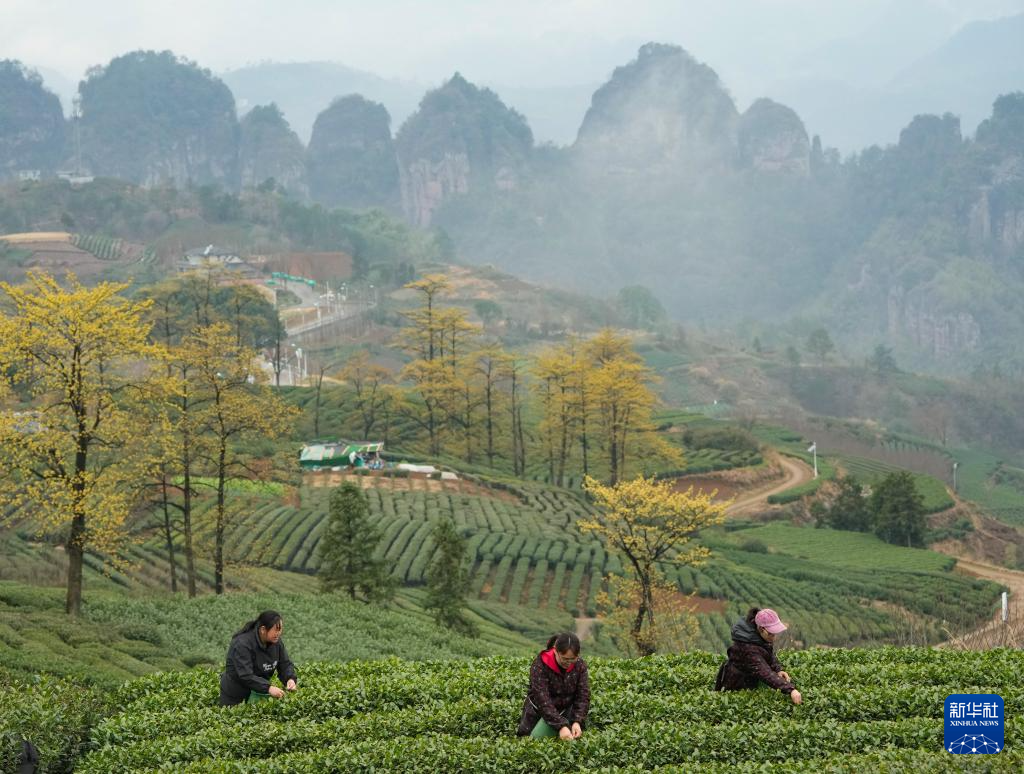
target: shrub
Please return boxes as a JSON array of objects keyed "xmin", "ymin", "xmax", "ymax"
[
  {"xmin": 683, "ymin": 426, "xmax": 760, "ymax": 453},
  {"xmin": 0, "ymin": 668, "xmax": 108, "ymax": 773},
  {"xmin": 182, "ymin": 653, "xmax": 216, "ymax": 668},
  {"xmin": 117, "ymin": 623, "xmax": 164, "ymax": 647}
]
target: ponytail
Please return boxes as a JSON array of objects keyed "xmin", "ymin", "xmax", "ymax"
[
  {"xmin": 745, "ymin": 607, "xmax": 761, "ymax": 625},
  {"xmin": 546, "ymin": 632, "xmax": 581, "ymax": 655},
  {"xmin": 234, "ymin": 610, "xmax": 282, "ymax": 638}
]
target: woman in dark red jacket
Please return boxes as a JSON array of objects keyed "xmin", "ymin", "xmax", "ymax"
[
  {"xmin": 715, "ymin": 607, "xmax": 802, "ymax": 704},
  {"xmin": 517, "ymin": 632, "xmax": 591, "ymax": 739}
]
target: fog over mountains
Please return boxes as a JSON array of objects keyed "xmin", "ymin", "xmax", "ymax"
[
  {"xmin": 224, "ymin": 10, "xmax": 1024, "ymax": 151},
  {"xmin": 20, "ymin": 3, "xmax": 1024, "ymax": 151},
  {"xmin": 1, "ymin": 3, "xmax": 1024, "ymax": 374}
]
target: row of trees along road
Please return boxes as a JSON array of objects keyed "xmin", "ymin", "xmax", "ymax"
[
  {"xmin": 1, "ymin": 269, "xmax": 728, "ymax": 642},
  {"xmin": 0, "ymin": 271, "xmax": 297, "ymax": 615}
]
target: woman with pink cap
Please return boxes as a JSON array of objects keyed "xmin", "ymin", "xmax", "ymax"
[{"xmin": 714, "ymin": 607, "xmax": 802, "ymax": 704}]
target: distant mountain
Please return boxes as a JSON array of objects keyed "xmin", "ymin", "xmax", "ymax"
[
  {"xmin": 238, "ymin": 104, "xmax": 308, "ymax": 198},
  {"xmin": 430, "ymin": 43, "xmax": 1024, "ymax": 374},
  {"xmin": 396, "ymin": 74, "xmax": 533, "ymax": 226},
  {"xmin": 889, "ymin": 13, "xmax": 1024, "ymax": 134},
  {"xmin": 307, "ymin": 95, "xmax": 399, "ymax": 210},
  {"xmin": 79, "ymin": 51, "xmax": 239, "ymax": 188},
  {"xmin": 0, "ymin": 61, "xmax": 65, "ymax": 178},
  {"xmin": 573, "ymin": 43, "xmax": 738, "ymax": 173},
  {"xmin": 769, "ymin": 12, "xmax": 1024, "ymax": 151},
  {"xmin": 221, "ymin": 61, "xmax": 593, "ymax": 148},
  {"xmin": 221, "ymin": 62, "xmax": 424, "ymax": 144}
]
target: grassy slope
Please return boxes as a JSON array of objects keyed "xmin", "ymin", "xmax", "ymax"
[{"xmin": 734, "ymin": 523, "xmax": 954, "ymax": 571}]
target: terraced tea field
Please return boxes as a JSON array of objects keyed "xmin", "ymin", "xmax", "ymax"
[
  {"xmin": 188, "ymin": 482, "xmax": 1001, "ymax": 651},
  {"xmin": 1, "ymin": 472, "xmax": 1002, "ymax": 654}
]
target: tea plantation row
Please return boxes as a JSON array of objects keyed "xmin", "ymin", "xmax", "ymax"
[{"xmin": 76, "ymin": 648, "xmax": 1021, "ymax": 772}]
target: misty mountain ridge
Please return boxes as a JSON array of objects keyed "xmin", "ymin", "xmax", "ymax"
[
  {"xmin": 221, "ymin": 61, "xmax": 424, "ymax": 145},
  {"xmin": 2, "ymin": 39, "xmax": 1023, "ymax": 376},
  {"xmin": 23, "ymin": 7, "xmax": 1023, "ymax": 154},
  {"xmin": 214, "ymin": 10, "xmax": 1024, "ymax": 154}
]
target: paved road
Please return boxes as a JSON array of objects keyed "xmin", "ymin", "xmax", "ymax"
[{"xmin": 286, "ymin": 303, "xmax": 366, "ymax": 336}]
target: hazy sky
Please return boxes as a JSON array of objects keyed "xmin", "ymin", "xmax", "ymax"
[{"xmin": 3, "ymin": 0, "xmax": 1023, "ymax": 97}]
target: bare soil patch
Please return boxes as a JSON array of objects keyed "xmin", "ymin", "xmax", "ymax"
[
  {"xmin": 574, "ymin": 616, "xmax": 597, "ymax": 640},
  {"xmin": 930, "ymin": 504, "xmax": 1024, "ymax": 567},
  {"xmin": 685, "ymin": 595, "xmax": 728, "ymax": 614},
  {"xmin": 303, "ymin": 470, "xmax": 520, "ymax": 502},
  {"xmin": 672, "ymin": 476, "xmax": 741, "ymax": 501}
]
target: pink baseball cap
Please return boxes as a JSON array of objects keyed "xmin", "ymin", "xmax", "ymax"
[{"xmin": 754, "ymin": 608, "xmax": 787, "ymax": 634}]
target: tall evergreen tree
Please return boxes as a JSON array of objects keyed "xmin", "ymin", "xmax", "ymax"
[
  {"xmin": 813, "ymin": 476, "xmax": 872, "ymax": 532},
  {"xmin": 318, "ymin": 482, "xmax": 395, "ymax": 602},
  {"xmin": 424, "ymin": 517, "xmax": 477, "ymax": 636},
  {"xmin": 870, "ymin": 472, "xmax": 926, "ymax": 548}
]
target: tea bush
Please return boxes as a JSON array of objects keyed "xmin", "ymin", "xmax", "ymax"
[{"xmin": 78, "ymin": 648, "xmax": 1021, "ymax": 772}]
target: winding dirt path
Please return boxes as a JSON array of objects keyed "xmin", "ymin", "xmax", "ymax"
[{"xmin": 726, "ymin": 457, "xmax": 814, "ymax": 516}]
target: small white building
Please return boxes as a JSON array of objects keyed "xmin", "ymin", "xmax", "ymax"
[{"xmin": 178, "ymin": 245, "xmax": 255, "ymax": 275}]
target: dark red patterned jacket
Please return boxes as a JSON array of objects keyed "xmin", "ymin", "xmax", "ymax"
[
  {"xmin": 715, "ymin": 619, "xmax": 795, "ymax": 694},
  {"xmin": 516, "ymin": 649, "xmax": 591, "ymax": 735}
]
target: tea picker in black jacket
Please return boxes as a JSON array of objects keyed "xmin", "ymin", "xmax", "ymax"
[{"xmin": 219, "ymin": 610, "xmax": 298, "ymax": 706}]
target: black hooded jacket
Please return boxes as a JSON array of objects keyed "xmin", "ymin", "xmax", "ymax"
[
  {"xmin": 715, "ymin": 618, "xmax": 794, "ymax": 694},
  {"xmin": 219, "ymin": 627, "xmax": 297, "ymax": 706}
]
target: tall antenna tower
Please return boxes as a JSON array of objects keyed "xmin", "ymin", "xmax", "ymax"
[{"xmin": 71, "ymin": 97, "xmax": 83, "ymax": 174}]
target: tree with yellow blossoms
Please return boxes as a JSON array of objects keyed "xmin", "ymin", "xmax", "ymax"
[
  {"xmin": 187, "ymin": 323, "xmax": 299, "ymax": 594},
  {"xmin": 398, "ymin": 274, "xmax": 480, "ymax": 456},
  {"xmin": 584, "ymin": 329, "xmax": 682, "ymax": 484},
  {"xmin": 580, "ymin": 475, "xmax": 728, "ymax": 655},
  {"xmin": 0, "ymin": 272, "xmax": 162, "ymax": 615},
  {"xmin": 340, "ymin": 351, "xmax": 396, "ymax": 439}
]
